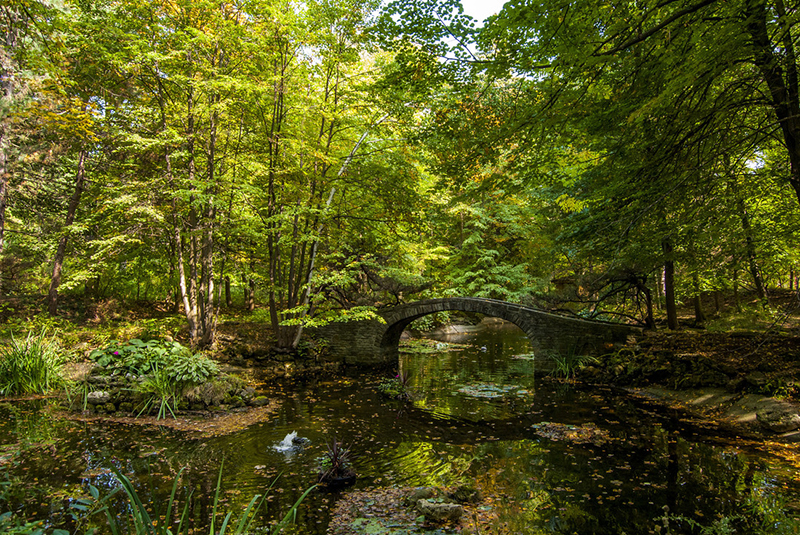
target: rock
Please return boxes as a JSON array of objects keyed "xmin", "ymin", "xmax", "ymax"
[
  {"xmin": 416, "ymin": 499, "xmax": 463, "ymax": 523},
  {"xmin": 449, "ymin": 485, "xmax": 482, "ymax": 504},
  {"xmin": 700, "ymin": 371, "xmax": 730, "ymax": 387},
  {"xmin": 404, "ymin": 487, "xmax": 436, "ymax": 505},
  {"xmin": 119, "ymin": 402, "xmax": 134, "ymax": 413},
  {"xmin": 239, "ymin": 387, "xmax": 256, "ymax": 403},
  {"xmin": 251, "ymin": 396, "xmax": 270, "ymax": 407},
  {"xmin": 728, "ymin": 377, "xmax": 749, "ymax": 392},
  {"xmin": 757, "ymin": 408, "xmax": 800, "ymax": 433},
  {"xmin": 88, "ymin": 375, "xmax": 110, "ymax": 385},
  {"xmin": 87, "ymin": 391, "xmax": 111, "ymax": 405},
  {"xmin": 746, "ymin": 372, "xmax": 768, "ymax": 388},
  {"xmin": 292, "ymin": 435, "xmax": 310, "ymax": 447}
]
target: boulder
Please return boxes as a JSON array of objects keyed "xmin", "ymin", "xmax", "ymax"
[
  {"xmin": 416, "ymin": 499, "xmax": 463, "ymax": 523},
  {"xmin": 87, "ymin": 391, "xmax": 111, "ymax": 405},
  {"xmin": 449, "ymin": 485, "xmax": 482, "ymax": 504},
  {"xmin": 404, "ymin": 487, "xmax": 436, "ymax": 505},
  {"xmin": 757, "ymin": 408, "xmax": 800, "ymax": 433},
  {"xmin": 746, "ymin": 371, "xmax": 768, "ymax": 388},
  {"xmin": 251, "ymin": 396, "xmax": 270, "ymax": 407}
]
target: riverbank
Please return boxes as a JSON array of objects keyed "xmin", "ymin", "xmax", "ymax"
[{"xmin": 574, "ymin": 329, "xmax": 800, "ymax": 441}]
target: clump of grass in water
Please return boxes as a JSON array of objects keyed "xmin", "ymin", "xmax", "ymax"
[
  {"xmin": 377, "ymin": 369, "xmax": 413, "ymax": 400},
  {"xmin": 0, "ymin": 330, "xmax": 67, "ymax": 396},
  {"xmin": 547, "ymin": 351, "xmax": 597, "ymax": 381},
  {"xmin": 136, "ymin": 364, "xmax": 179, "ymax": 420}
]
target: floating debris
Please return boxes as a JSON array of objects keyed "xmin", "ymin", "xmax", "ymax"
[{"xmin": 530, "ymin": 422, "xmax": 611, "ymax": 445}]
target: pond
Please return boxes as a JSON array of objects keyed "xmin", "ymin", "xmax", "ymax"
[{"xmin": 2, "ymin": 320, "xmax": 800, "ymax": 534}]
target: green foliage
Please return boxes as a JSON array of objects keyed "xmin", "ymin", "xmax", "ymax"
[
  {"xmin": 0, "ymin": 512, "xmax": 59, "ymax": 535},
  {"xmin": 0, "ymin": 331, "xmax": 66, "ymax": 396},
  {"xmin": 63, "ymin": 462, "xmax": 316, "ymax": 535},
  {"xmin": 166, "ymin": 350, "xmax": 220, "ymax": 385},
  {"xmin": 136, "ymin": 364, "xmax": 179, "ymax": 420},
  {"xmin": 89, "ymin": 338, "xmax": 219, "ymax": 419},
  {"xmin": 758, "ymin": 379, "xmax": 800, "ymax": 401},
  {"xmin": 408, "ymin": 311, "xmax": 451, "ymax": 332},
  {"xmin": 547, "ymin": 351, "xmax": 598, "ymax": 381},
  {"xmin": 89, "ymin": 339, "xmax": 218, "ymax": 384},
  {"xmin": 377, "ymin": 370, "xmax": 413, "ymax": 400}
]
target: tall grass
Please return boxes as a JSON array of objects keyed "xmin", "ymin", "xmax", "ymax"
[
  {"xmin": 0, "ymin": 331, "xmax": 66, "ymax": 396},
  {"xmin": 136, "ymin": 364, "xmax": 179, "ymax": 420},
  {"xmin": 548, "ymin": 351, "xmax": 597, "ymax": 381}
]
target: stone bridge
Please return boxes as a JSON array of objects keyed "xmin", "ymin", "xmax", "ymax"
[{"xmin": 314, "ymin": 297, "xmax": 640, "ymax": 367}]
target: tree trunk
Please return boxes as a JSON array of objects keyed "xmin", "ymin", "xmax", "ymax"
[
  {"xmin": 692, "ymin": 273, "xmax": 706, "ymax": 326},
  {"xmin": 224, "ymin": 276, "xmax": 232, "ymax": 308},
  {"xmin": 198, "ymin": 196, "xmax": 216, "ymax": 348},
  {"xmin": 48, "ymin": 150, "xmax": 87, "ymax": 316},
  {"xmin": 663, "ymin": 238, "xmax": 678, "ymax": 330},
  {"xmin": 655, "ymin": 268, "xmax": 664, "ymax": 310},
  {"xmin": 633, "ymin": 276, "xmax": 655, "ymax": 329},
  {"xmin": 745, "ymin": 0, "xmax": 800, "ymax": 208},
  {"xmin": 0, "ymin": 6, "xmax": 23, "ymax": 297},
  {"xmin": 738, "ymin": 197, "xmax": 768, "ymax": 305},
  {"xmin": 0, "ymin": 140, "xmax": 6, "ymax": 296}
]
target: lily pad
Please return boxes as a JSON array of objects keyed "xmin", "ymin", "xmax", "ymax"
[{"xmin": 456, "ymin": 382, "xmax": 530, "ymax": 399}]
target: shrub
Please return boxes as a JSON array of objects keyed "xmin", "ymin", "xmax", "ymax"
[{"xmin": 89, "ymin": 338, "xmax": 218, "ymax": 385}]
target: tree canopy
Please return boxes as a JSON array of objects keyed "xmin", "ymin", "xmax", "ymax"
[{"xmin": 1, "ymin": 0, "xmax": 798, "ymax": 346}]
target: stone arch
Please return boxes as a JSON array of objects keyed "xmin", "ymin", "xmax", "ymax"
[
  {"xmin": 378, "ymin": 298, "xmax": 540, "ymax": 356},
  {"xmin": 312, "ymin": 297, "xmax": 640, "ymax": 367}
]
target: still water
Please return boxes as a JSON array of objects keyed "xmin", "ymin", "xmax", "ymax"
[{"xmin": 3, "ymin": 321, "xmax": 800, "ymax": 534}]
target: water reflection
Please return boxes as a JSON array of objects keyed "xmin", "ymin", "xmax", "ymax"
[{"xmin": 2, "ymin": 321, "xmax": 800, "ymax": 534}]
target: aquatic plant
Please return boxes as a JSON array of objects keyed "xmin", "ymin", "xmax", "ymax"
[
  {"xmin": 0, "ymin": 330, "xmax": 66, "ymax": 396},
  {"xmin": 318, "ymin": 438, "xmax": 356, "ymax": 487},
  {"xmin": 547, "ymin": 351, "xmax": 597, "ymax": 381},
  {"xmin": 68, "ymin": 462, "xmax": 315, "ymax": 535},
  {"xmin": 377, "ymin": 370, "xmax": 413, "ymax": 400}
]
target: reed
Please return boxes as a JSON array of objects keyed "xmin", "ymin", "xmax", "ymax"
[{"xmin": 82, "ymin": 462, "xmax": 316, "ymax": 535}]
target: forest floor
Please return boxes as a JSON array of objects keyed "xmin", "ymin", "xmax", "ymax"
[{"xmin": 574, "ymin": 290, "xmax": 800, "ymax": 441}]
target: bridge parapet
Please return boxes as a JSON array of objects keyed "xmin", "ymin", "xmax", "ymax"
[{"xmin": 312, "ymin": 297, "xmax": 641, "ymax": 367}]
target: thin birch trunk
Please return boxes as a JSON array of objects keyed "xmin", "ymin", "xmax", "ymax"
[{"xmin": 48, "ymin": 150, "xmax": 87, "ymax": 316}]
